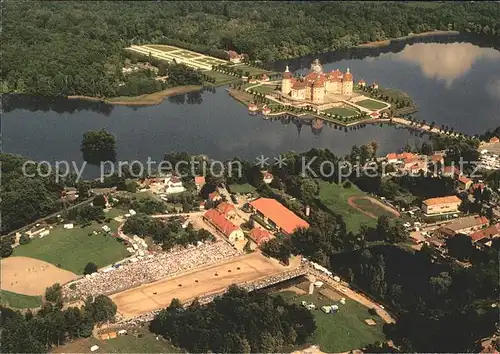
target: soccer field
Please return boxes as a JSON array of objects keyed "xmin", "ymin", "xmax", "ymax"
[{"xmin": 13, "ymin": 220, "xmax": 129, "ymax": 274}]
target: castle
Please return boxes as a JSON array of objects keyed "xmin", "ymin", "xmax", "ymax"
[{"xmin": 281, "ymin": 59, "xmax": 353, "ymax": 104}]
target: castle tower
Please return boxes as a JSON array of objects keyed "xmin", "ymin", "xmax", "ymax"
[
  {"xmin": 281, "ymin": 65, "xmax": 293, "ymax": 95},
  {"xmin": 311, "ymin": 59, "xmax": 323, "ymax": 73},
  {"xmin": 342, "ymin": 68, "xmax": 353, "ymax": 96},
  {"xmin": 312, "ymin": 80, "xmax": 324, "ymax": 104}
]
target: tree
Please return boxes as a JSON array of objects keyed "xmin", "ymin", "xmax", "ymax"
[
  {"xmin": 1, "ymin": 239, "xmax": 13, "ymax": 258},
  {"xmin": 93, "ymin": 195, "xmax": 107, "ymax": 207},
  {"xmin": 81, "ymin": 129, "xmax": 116, "ymax": 165},
  {"xmin": 19, "ymin": 234, "xmax": 30, "ymax": 245},
  {"xmin": 83, "ymin": 262, "xmax": 98, "ymax": 275},
  {"xmin": 45, "ymin": 283, "xmax": 63, "ymax": 304},
  {"xmin": 445, "ymin": 234, "xmax": 474, "ymax": 261},
  {"xmin": 85, "ymin": 295, "xmax": 117, "ymax": 324}
]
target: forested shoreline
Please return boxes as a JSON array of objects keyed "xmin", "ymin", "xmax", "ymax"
[{"xmin": 2, "ymin": 1, "xmax": 500, "ymax": 97}]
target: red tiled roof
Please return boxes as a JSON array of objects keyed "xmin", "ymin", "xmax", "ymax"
[
  {"xmin": 423, "ymin": 196, "xmax": 461, "ymax": 206},
  {"xmin": 228, "ymin": 50, "xmax": 240, "ymax": 59},
  {"xmin": 403, "ymin": 157, "xmax": 419, "ymax": 165},
  {"xmin": 249, "ymin": 228, "xmax": 271, "ymax": 245},
  {"xmin": 472, "ymin": 183, "xmax": 486, "ymax": 190},
  {"xmin": 204, "ymin": 209, "xmax": 239, "ymax": 237},
  {"xmin": 208, "ymin": 191, "xmax": 220, "ymax": 200},
  {"xmin": 489, "ymin": 137, "xmax": 499, "ymax": 143},
  {"xmin": 397, "ymin": 152, "xmax": 417, "ymax": 160},
  {"xmin": 283, "ymin": 71, "xmax": 293, "ymax": 79},
  {"xmin": 195, "ymin": 176, "xmax": 205, "ymax": 185},
  {"xmin": 263, "ymin": 172, "xmax": 273, "ymax": 180},
  {"xmin": 249, "ymin": 198, "xmax": 309, "ymax": 234},
  {"xmin": 470, "ymin": 225, "xmax": 500, "ymax": 242},
  {"xmin": 431, "ymin": 154, "xmax": 444, "ymax": 163},
  {"xmin": 386, "ymin": 153, "xmax": 398, "ymax": 160},
  {"xmin": 458, "ymin": 176, "xmax": 472, "ymax": 184},
  {"xmin": 216, "ymin": 202, "xmax": 236, "ymax": 215},
  {"xmin": 292, "ymin": 82, "xmax": 306, "ymax": 90},
  {"xmin": 261, "ymin": 74, "xmax": 269, "ymax": 80}
]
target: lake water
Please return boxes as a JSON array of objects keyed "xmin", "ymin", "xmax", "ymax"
[{"xmin": 3, "ymin": 35, "xmax": 500, "ymax": 171}]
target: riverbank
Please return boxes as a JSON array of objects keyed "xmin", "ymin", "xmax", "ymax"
[
  {"xmin": 68, "ymin": 85, "xmax": 203, "ymax": 107},
  {"xmin": 356, "ymin": 30, "xmax": 460, "ymax": 48}
]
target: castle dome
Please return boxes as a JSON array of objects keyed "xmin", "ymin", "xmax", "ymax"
[
  {"xmin": 311, "ymin": 59, "xmax": 323, "ymax": 74},
  {"xmin": 343, "ymin": 67, "xmax": 353, "ymax": 81}
]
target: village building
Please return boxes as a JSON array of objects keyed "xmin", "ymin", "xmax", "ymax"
[
  {"xmin": 470, "ymin": 224, "xmax": 500, "ymax": 243},
  {"xmin": 262, "ymin": 171, "xmax": 274, "ymax": 184},
  {"xmin": 249, "ymin": 198, "xmax": 309, "ymax": 235},
  {"xmin": 489, "ymin": 136, "xmax": 499, "ymax": 144},
  {"xmin": 422, "ymin": 196, "xmax": 462, "ymax": 215},
  {"xmin": 208, "ymin": 191, "xmax": 222, "ymax": 202},
  {"xmin": 227, "ymin": 50, "xmax": 243, "ymax": 63},
  {"xmin": 216, "ymin": 202, "xmax": 237, "ymax": 218},
  {"xmin": 203, "ymin": 209, "xmax": 244, "ymax": 243},
  {"xmin": 437, "ymin": 215, "xmax": 489, "ymax": 237},
  {"xmin": 442, "ymin": 165, "xmax": 463, "ymax": 178},
  {"xmin": 249, "ymin": 228, "xmax": 271, "ymax": 246},
  {"xmin": 161, "ymin": 175, "xmax": 186, "ymax": 194},
  {"xmin": 458, "ymin": 176, "xmax": 473, "ymax": 190},
  {"xmin": 194, "ymin": 176, "xmax": 206, "ymax": 191},
  {"xmin": 281, "ymin": 60, "xmax": 353, "ymax": 104}
]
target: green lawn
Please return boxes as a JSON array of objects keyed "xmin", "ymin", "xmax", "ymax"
[
  {"xmin": 203, "ymin": 70, "xmax": 239, "ymax": 85},
  {"xmin": 0, "ymin": 290, "xmax": 42, "ymax": 309},
  {"xmin": 53, "ymin": 329, "xmax": 182, "ymax": 353},
  {"xmin": 317, "ymin": 180, "xmax": 376, "ymax": 233},
  {"xmin": 356, "ymin": 99, "xmax": 388, "ymax": 111},
  {"xmin": 229, "ymin": 183, "xmax": 257, "ymax": 194},
  {"xmin": 145, "ymin": 45, "xmax": 178, "ymax": 53},
  {"xmin": 13, "ymin": 218, "xmax": 129, "ymax": 274},
  {"xmin": 175, "ymin": 50, "xmax": 200, "ymax": 59},
  {"xmin": 232, "ymin": 64, "xmax": 272, "ymax": 76},
  {"xmin": 323, "ymin": 106, "xmax": 360, "ymax": 117},
  {"xmin": 350, "ymin": 198, "xmax": 398, "ymax": 219},
  {"xmin": 250, "ymin": 84, "xmax": 278, "ymax": 94},
  {"xmin": 280, "ymin": 291, "xmax": 385, "ymax": 352}
]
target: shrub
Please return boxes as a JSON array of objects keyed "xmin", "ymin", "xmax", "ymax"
[
  {"xmin": 84, "ymin": 262, "xmax": 98, "ymax": 275},
  {"xmin": 19, "ymin": 235, "xmax": 31, "ymax": 245}
]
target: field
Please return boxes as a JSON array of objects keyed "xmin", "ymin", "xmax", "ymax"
[
  {"xmin": 233, "ymin": 64, "xmax": 273, "ymax": 76},
  {"xmin": 317, "ymin": 181, "xmax": 377, "ymax": 232},
  {"xmin": 349, "ymin": 197, "xmax": 400, "ymax": 219},
  {"xmin": 204, "ymin": 70, "xmax": 239, "ymax": 85},
  {"xmin": 324, "ymin": 106, "xmax": 360, "ymax": 117},
  {"xmin": 250, "ymin": 84, "xmax": 278, "ymax": 94},
  {"xmin": 52, "ymin": 329, "xmax": 181, "ymax": 353},
  {"xmin": 111, "ymin": 252, "xmax": 295, "ymax": 319},
  {"xmin": 0, "ymin": 289, "xmax": 42, "ymax": 309},
  {"xmin": 356, "ymin": 99, "xmax": 388, "ymax": 111},
  {"xmin": 280, "ymin": 290, "xmax": 385, "ymax": 352},
  {"xmin": 144, "ymin": 44, "xmax": 178, "ymax": 53},
  {"xmin": 228, "ymin": 183, "xmax": 257, "ymax": 194},
  {"xmin": 13, "ymin": 220, "xmax": 129, "ymax": 274},
  {"xmin": 1, "ymin": 256, "xmax": 77, "ymax": 295}
]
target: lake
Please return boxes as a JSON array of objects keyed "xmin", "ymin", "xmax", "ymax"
[{"xmin": 3, "ymin": 35, "xmax": 500, "ymax": 172}]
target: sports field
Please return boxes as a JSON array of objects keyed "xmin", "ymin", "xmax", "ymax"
[
  {"xmin": 355, "ymin": 99, "xmax": 388, "ymax": 111},
  {"xmin": 228, "ymin": 183, "xmax": 257, "ymax": 194},
  {"xmin": 111, "ymin": 252, "xmax": 293, "ymax": 318},
  {"xmin": 1, "ymin": 256, "xmax": 77, "ymax": 295},
  {"xmin": 12, "ymin": 220, "xmax": 129, "ymax": 274},
  {"xmin": 318, "ymin": 180, "xmax": 377, "ymax": 232},
  {"xmin": 280, "ymin": 290, "xmax": 385, "ymax": 352},
  {"xmin": 0, "ymin": 289, "xmax": 42, "ymax": 309},
  {"xmin": 349, "ymin": 197, "xmax": 400, "ymax": 219}
]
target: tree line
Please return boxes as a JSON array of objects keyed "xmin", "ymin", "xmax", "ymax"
[
  {"xmin": 1, "ymin": 284, "xmax": 117, "ymax": 353},
  {"xmin": 2, "ymin": 1, "xmax": 500, "ymax": 96}
]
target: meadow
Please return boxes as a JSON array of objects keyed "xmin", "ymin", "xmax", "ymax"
[{"xmin": 0, "ymin": 290, "xmax": 42, "ymax": 309}]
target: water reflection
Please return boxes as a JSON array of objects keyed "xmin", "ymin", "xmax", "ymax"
[{"xmin": 392, "ymin": 42, "xmax": 500, "ymax": 87}]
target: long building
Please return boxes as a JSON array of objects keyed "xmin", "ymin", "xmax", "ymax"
[
  {"xmin": 422, "ymin": 196, "xmax": 462, "ymax": 215},
  {"xmin": 249, "ymin": 198, "xmax": 309, "ymax": 235}
]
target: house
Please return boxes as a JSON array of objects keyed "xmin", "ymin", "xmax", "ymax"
[
  {"xmin": 262, "ymin": 171, "xmax": 274, "ymax": 184},
  {"xmin": 203, "ymin": 209, "xmax": 244, "ymax": 242},
  {"xmin": 195, "ymin": 176, "xmax": 206, "ymax": 191},
  {"xmin": 422, "ymin": 196, "xmax": 462, "ymax": 215},
  {"xmin": 249, "ymin": 228, "xmax": 271, "ymax": 246},
  {"xmin": 358, "ymin": 80, "xmax": 366, "ymax": 88},
  {"xmin": 430, "ymin": 154, "xmax": 444, "ymax": 165},
  {"xmin": 470, "ymin": 224, "xmax": 500, "ymax": 242},
  {"xmin": 228, "ymin": 50, "xmax": 243, "ymax": 63},
  {"xmin": 371, "ymin": 82, "xmax": 379, "ymax": 90},
  {"xmin": 208, "ymin": 191, "xmax": 222, "ymax": 202},
  {"xmin": 458, "ymin": 176, "xmax": 473, "ymax": 190},
  {"xmin": 489, "ymin": 136, "xmax": 499, "ymax": 144},
  {"xmin": 386, "ymin": 153, "xmax": 398, "ymax": 164},
  {"xmin": 437, "ymin": 215, "xmax": 489, "ymax": 237},
  {"xmin": 249, "ymin": 198, "xmax": 309, "ymax": 235},
  {"xmin": 442, "ymin": 165, "xmax": 462, "ymax": 178},
  {"xmin": 163, "ymin": 175, "xmax": 186, "ymax": 194},
  {"xmin": 260, "ymin": 74, "xmax": 270, "ymax": 82},
  {"xmin": 216, "ymin": 202, "xmax": 237, "ymax": 218}
]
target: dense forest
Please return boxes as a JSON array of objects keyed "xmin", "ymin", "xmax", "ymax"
[
  {"xmin": 1, "ymin": 285, "xmax": 117, "ymax": 353},
  {"xmin": 2, "ymin": 1, "xmax": 500, "ymax": 96},
  {"xmin": 150, "ymin": 286, "xmax": 316, "ymax": 353}
]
